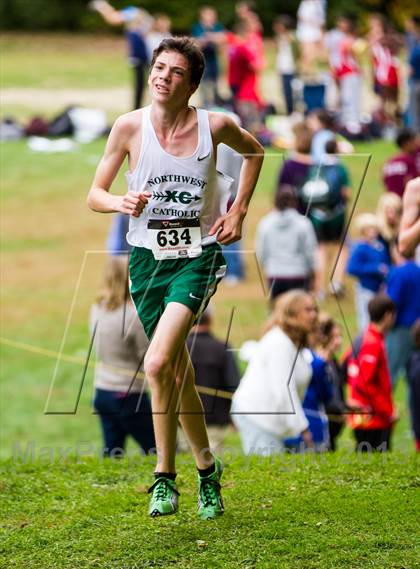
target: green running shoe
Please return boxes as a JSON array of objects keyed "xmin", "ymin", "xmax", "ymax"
[
  {"xmin": 148, "ymin": 477, "xmax": 179, "ymax": 517},
  {"xmin": 197, "ymin": 457, "xmax": 224, "ymax": 520}
]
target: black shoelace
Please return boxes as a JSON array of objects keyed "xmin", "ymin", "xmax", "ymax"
[
  {"xmin": 148, "ymin": 478, "xmax": 179, "ymax": 499},
  {"xmin": 200, "ymin": 479, "xmax": 220, "ymax": 507}
]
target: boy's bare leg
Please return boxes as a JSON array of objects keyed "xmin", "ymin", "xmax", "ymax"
[
  {"xmin": 174, "ymin": 344, "xmax": 214, "ymax": 469},
  {"xmin": 144, "ymin": 302, "xmax": 212, "ymax": 473}
]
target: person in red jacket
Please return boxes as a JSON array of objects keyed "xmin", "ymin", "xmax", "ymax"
[{"xmin": 347, "ymin": 294, "xmax": 396, "ymax": 452}]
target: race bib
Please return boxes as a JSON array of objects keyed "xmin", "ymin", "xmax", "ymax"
[{"xmin": 147, "ymin": 219, "xmax": 202, "ymax": 260}]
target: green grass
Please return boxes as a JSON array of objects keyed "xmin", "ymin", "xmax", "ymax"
[
  {"xmin": 0, "ymin": 33, "xmax": 130, "ymax": 89},
  {"xmin": 1, "ymin": 454, "xmax": 419, "ymax": 568}
]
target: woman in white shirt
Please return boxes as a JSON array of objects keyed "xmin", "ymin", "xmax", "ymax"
[{"xmin": 231, "ymin": 290, "xmax": 318, "ymax": 455}]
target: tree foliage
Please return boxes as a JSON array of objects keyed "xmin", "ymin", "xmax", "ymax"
[{"xmin": 0, "ymin": 0, "xmax": 416, "ymax": 31}]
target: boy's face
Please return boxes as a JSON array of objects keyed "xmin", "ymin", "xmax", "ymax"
[{"xmin": 149, "ymin": 50, "xmax": 196, "ymax": 103}]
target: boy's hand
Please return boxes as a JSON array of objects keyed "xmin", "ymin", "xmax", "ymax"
[{"xmin": 118, "ymin": 191, "xmax": 151, "ymax": 217}]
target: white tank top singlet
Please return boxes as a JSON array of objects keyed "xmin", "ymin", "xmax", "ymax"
[{"xmin": 126, "ymin": 106, "xmax": 232, "ymax": 249}]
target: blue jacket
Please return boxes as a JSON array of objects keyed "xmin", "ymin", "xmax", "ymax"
[
  {"xmin": 387, "ymin": 261, "xmax": 420, "ymax": 327},
  {"xmin": 284, "ymin": 352, "xmax": 333, "ymax": 446},
  {"xmin": 347, "ymin": 240, "xmax": 390, "ymax": 292},
  {"xmin": 126, "ymin": 30, "xmax": 148, "ymax": 66}
]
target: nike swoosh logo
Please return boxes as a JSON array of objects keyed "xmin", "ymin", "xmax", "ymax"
[
  {"xmin": 189, "ymin": 293, "xmax": 201, "ymax": 300},
  {"xmin": 197, "ymin": 152, "xmax": 210, "ymax": 162}
]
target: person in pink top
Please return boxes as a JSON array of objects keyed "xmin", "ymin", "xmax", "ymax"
[
  {"xmin": 368, "ymin": 14, "xmax": 404, "ymax": 125},
  {"xmin": 228, "ymin": 20, "xmax": 264, "ymax": 133},
  {"xmin": 235, "ymin": 1, "xmax": 265, "ymax": 104},
  {"xmin": 333, "ymin": 16, "xmax": 362, "ymax": 132},
  {"xmin": 235, "ymin": 1, "xmax": 265, "ymax": 68}
]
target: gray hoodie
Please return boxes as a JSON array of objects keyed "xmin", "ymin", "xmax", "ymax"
[{"xmin": 255, "ymin": 208, "xmax": 317, "ymax": 278}]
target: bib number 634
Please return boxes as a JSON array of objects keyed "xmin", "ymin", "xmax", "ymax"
[
  {"xmin": 147, "ymin": 218, "xmax": 202, "ymax": 260},
  {"xmin": 157, "ymin": 228, "xmax": 192, "ymax": 247}
]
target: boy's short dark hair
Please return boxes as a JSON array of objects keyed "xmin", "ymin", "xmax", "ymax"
[
  {"xmin": 396, "ymin": 128, "xmax": 415, "ymax": 149},
  {"xmin": 150, "ymin": 36, "xmax": 205, "ymax": 87},
  {"xmin": 368, "ymin": 294, "xmax": 395, "ymax": 323}
]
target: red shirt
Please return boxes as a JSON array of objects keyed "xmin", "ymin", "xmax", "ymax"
[
  {"xmin": 347, "ymin": 324, "xmax": 394, "ymax": 430},
  {"xmin": 228, "ymin": 41, "xmax": 262, "ymax": 106},
  {"xmin": 335, "ymin": 36, "xmax": 360, "ymax": 79},
  {"xmin": 382, "ymin": 153, "xmax": 418, "ymax": 197},
  {"xmin": 372, "ymin": 42, "xmax": 399, "ymax": 88}
]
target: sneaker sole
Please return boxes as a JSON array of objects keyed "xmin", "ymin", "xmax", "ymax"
[{"xmin": 149, "ymin": 508, "xmax": 177, "ymax": 518}]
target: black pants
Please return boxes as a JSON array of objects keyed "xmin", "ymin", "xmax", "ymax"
[
  {"xmin": 133, "ymin": 63, "xmax": 146, "ymax": 110},
  {"xmin": 94, "ymin": 388, "xmax": 156, "ymax": 456},
  {"xmin": 281, "ymin": 73, "xmax": 295, "ymax": 115},
  {"xmin": 354, "ymin": 428, "xmax": 391, "ymax": 452},
  {"xmin": 328, "ymin": 419, "xmax": 344, "ymax": 452},
  {"xmin": 269, "ymin": 277, "xmax": 309, "ymax": 301}
]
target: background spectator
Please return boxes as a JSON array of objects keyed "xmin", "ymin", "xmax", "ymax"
[
  {"xmin": 235, "ymin": 1, "xmax": 265, "ymax": 72},
  {"xmin": 273, "ymin": 15, "xmax": 298, "ymax": 115},
  {"xmin": 89, "ymin": 0, "xmax": 152, "ymax": 109},
  {"xmin": 145, "ymin": 13, "xmax": 172, "ymax": 61},
  {"xmin": 332, "ymin": 15, "xmax": 363, "ymax": 132},
  {"xmin": 301, "ymin": 138, "xmax": 351, "ymax": 298},
  {"xmin": 191, "ymin": 6, "xmax": 224, "ymax": 108},
  {"xmin": 382, "ymin": 129, "xmax": 419, "ymax": 198},
  {"xmin": 107, "ymin": 214, "xmax": 131, "ymax": 256},
  {"xmin": 284, "ymin": 330, "xmax": 333, "ymax": 452},
  {"xmin": 368, "ymin": 14, "xmax": 404, "ymax": 127},
  {"xmin": 277, "ymin": 121, "xmax": 314, "ymax": 211},
  {"xmin": 228, "ymin": 20, "xmax": 264, "ymax": 134},
  {"xmin": 405, "ymin": 15, "xmax": 420, "ymax": 132},
  {"xmin": 375, "ymin": 192, "xmax": 402, "ymax": 263},
  {"xmin": 296, "ymin": 0, "xmax": 326, "ymax": 74},
  {"xmin": 186, "ymin": 308, "xmax": 240, "ymax": 453},
  {"xmin": 308, "ymin": 109, "xmax": 336, "ymax": 163},
  {"xmin": 91, "ymin": 257, "xmax": 155, "ymax": 457},
  {"xmin": 231, "ymin": 290, "xmax": 318, "ymax": 455},
  {"xmin": 347, "ymin": 294, "xmax": 396, "ymax": 452},
  {"xmin": 347, "ymin": 213, "xmax": 390, "ymax": 332},
  {"xmin": 385, "ymin": 248, "xmax": 420, "ymax": 387},
  {"xmin": 217, "ymin": 138, "xmax": 246, "ymax": 285},
  {"xmin": 316, "ymin": 314, "xmax": 350, "ymax": 451},
  {"xmin": 256, "ymin": 186, "xmax": 318, "ymax": 301}
]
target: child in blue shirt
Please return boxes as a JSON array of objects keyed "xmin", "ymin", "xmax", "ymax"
[
  {"xmin": 347, "ymin": 213, "xmax": 391, "ymax": 332},
  {"xmin": 284, "ymin": 349, "xmax": 333, "ymax": 452}
]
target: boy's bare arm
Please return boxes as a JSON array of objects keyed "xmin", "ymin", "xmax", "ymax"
[
  {"xmin": 399, "ymin": 178, "xmax": 420, "ymax": 257},
  {"xmin": 87, "ymin": 115, "xmax": 150, "ymax": 218}
]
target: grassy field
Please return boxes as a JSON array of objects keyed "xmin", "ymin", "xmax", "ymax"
[
  {"xmin": 1, "ymin": 33, "xmax": 418, "ymax": 568},
  {"xmin": 1, "ymin": 454, "xmax": 419, "ymax": 569}
]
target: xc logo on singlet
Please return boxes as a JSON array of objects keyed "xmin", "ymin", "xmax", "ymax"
[{"xmin": 152, "ymin": 190, "xmax": 201, "ymax": 205}]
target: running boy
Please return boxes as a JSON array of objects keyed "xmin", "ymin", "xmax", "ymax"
[{"xmin": 87, "ymin": 37, "xmax": 264, "ymax": 519}]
